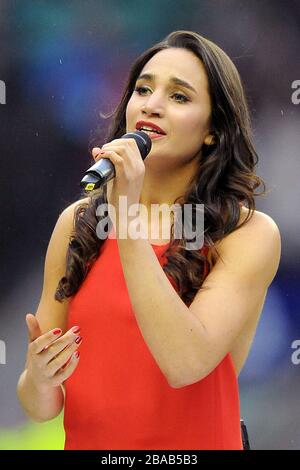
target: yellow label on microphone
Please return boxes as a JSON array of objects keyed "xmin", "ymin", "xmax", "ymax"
[{"xmin": 85, "ymin": 183, "xmax": 95, "ymax": 191}]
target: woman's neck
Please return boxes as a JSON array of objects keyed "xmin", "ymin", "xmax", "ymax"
[{"xmin": 140, "ymin": 159, "xmax": 198, "ymax": 210}]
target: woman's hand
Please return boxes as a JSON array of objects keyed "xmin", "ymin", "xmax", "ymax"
[
  {"xmin": 92, "ymin": 138, "xmax": 145, "ymax": 235},
  {"xmin": 25, "ymin": 313, "xmax": 82, "ymax": 390}
]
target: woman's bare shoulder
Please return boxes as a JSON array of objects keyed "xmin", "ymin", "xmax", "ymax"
[
  {"xmin": 237, "ymin": 206, "xmax": 281, "ymax": 242},
  {"xmin": 240, "ymin": 205, "xmax": 279, "ymax": 226},
  {"xmin": 62, "ymin": 196, "xmax": 90, "ymax": 218},
  {"xmin": 216, "ymin": 205, "xmax": 280, "ymax": 244},
  {"xmin": 209, "ymin": 206, "xmax": 281, "ymax": 269}
]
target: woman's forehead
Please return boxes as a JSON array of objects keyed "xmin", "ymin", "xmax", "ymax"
[{"xmin": 140, "ymin": 48, "xmax": 209, "ymax": 92}]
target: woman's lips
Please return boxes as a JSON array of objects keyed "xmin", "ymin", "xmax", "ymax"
[{"xmin": 142, "ymin": 130, "xmax": 166, "ymax": 140}]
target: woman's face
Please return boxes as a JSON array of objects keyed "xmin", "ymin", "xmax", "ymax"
[{"xmin": 126, "ymin": 47, "xmax": 213, "ymax": 169}]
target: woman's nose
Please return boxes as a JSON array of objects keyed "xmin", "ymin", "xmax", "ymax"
[{"xmin": 141, "ymin": 100, "xmax": 164, "ymax": 117}]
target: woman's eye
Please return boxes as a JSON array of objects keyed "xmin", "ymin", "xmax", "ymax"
[
  {"xmin": 134, "ymin": 86, "xmax": 149, "ymax": 95},
  {"xmin": 134, "ymin": 86, "xmax": 189, "ymax": 103},
  {"xmin": 173, "ymin": 93, "xmax": 189, "ymax": 103}
]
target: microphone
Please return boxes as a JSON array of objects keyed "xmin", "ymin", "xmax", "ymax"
[{"xmin": 80, "ymin": 130, "xmax": 152, "ymax": 191}]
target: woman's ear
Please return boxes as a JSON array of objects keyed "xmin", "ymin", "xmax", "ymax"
[{"xmin": 203, "ymin": 134, "xmax": 215, "ymax": 146}]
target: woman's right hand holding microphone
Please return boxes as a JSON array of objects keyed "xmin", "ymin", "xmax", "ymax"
[{"xmin": 25, "ymin": 313, "xmax": 82, "ymax": 390}]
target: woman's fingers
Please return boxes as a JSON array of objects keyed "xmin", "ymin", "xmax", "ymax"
[
  {"xmin": 92, "ymin": 146, "xmax": 123, "ymax": 162},
  {"xmin": 30, "ymin": 326, "xmax": 79, "ymax": 356},
  {"xmin": 47, "ymin": 337, "xmax": 82, "ymax": 377},
  {"xmin": 29, "ymin": 327, "xmax": 64, "ymax": 354},
  {"xmin": 25, "ymin": 317, "xmax": 83, "ymax": 388},
  {"xmin": 26, "ymin": 313, "xmax": 42, "ymax": 342},
  {"xmin": 94, "ymin": 149, "xmax": 124, "ymax": 165},
  {"xmin": 92, "ymin": 147, "xmax": 101, "ymax": 159},
  {"xmin": 39, "ymin": 329, "xmax": 81, "ymax": 364},
  {"xmin": 51, "ymin": 351, "xmax": 81, "ymax": 387}
]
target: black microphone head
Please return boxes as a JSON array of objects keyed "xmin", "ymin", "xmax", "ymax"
[{"xmin": 122, "ymin": 130, "xmax": 152, "ymax": 160}]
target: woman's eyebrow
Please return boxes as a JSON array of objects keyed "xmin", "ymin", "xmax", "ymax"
[{"xmin": 136, "ymin": 73, "xmax": 197, "ymax": 94}]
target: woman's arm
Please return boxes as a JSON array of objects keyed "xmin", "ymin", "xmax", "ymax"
[
  {"xmin": 117, "ymin": 210, "xmax": 281, "ymax": 388},
  {"xmin": 17, "ymin": 198, "xmax": 88, "ymax": 421}
]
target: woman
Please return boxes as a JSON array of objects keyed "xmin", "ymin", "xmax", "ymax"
[{"xmin": 17, "ymin": 30, "xmax": 281, "ymax": 450}]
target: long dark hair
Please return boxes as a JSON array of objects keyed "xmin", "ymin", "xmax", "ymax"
[{"xmin": 55, "ymin": 30, "xmax": 266, "ymax": 306}]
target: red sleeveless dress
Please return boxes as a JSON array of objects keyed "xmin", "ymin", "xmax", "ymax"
[{"xmin": 64, "ymin": 230, "xmax": 243, "ymax": 450}]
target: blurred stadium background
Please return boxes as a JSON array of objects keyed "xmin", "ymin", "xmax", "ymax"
[{"xmin": 0, "ymin": 0, "xmax": 299, "ymax": 450}]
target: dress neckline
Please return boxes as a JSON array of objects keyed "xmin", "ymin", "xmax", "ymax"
[
  {"xmin": 149, "ymin": 240, "xmax": 171, "ymax": 247},
  {"xmin": 108, "ymin": 225, "xmax": 170, "ymax": 248}
]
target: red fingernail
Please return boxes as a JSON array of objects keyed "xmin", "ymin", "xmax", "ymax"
[
  {"xmin": 74, "ymin": 351, "xmax": 80, "ymax": 359},
  {"xmin": 71, "ymin": 326, "xmax": 80, "ymax": 334},
  {"xmin": 75, "ymin": 335, "xmax": 82, "ymax": 344},
  {"xmin": 53, "ymin": 329, "xmax": 62, "ymax": 335}
]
